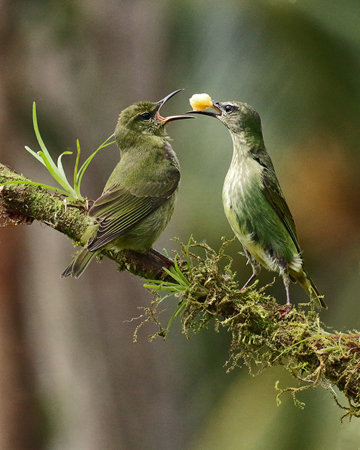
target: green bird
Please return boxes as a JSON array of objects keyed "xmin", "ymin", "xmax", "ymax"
[
  {"xmin": 191, "ymin": 100, "xmax": 326, "ymax": 310},
  {"xmin": 62, "ymin": 89, "xmax": 193, "ymax": 278}
]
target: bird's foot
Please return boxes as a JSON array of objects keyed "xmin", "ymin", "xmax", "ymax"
[
  {"xmin": 277, "ymin": 282, "xmax": 293, "ymax": 318},
  {"xmin": 277, "ymin": 304, "xmax": 292, "ymax": 319}
]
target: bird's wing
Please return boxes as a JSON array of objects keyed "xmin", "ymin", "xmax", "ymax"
[
  {"xmin": 87, "ymin": 171, "xmax": 180, "ymax": 251},
  {"xmin": 253, "ymin": 150, "xmax": 301, "ymax": 253}
]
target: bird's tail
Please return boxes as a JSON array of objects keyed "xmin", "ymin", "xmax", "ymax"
[
  {"xmin": 61, "ymin": 248, "xmax": 98, "ymax": 278},
  {"xmin": 298, "ymin": 273, "xmax": 327, "ymax": 309}
]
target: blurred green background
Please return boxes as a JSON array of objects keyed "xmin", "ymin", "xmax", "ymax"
[{"xmin": 1, "ymin": 0, "xmax": 360, "ymax": 448}]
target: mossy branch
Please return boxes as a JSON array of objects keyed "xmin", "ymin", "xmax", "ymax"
[
  {"xmin": 140, "ymin": 239, "xmax": 360, "ymax": 420},
  {"xmin": 0, "ymin": 163, "xmax": 172, "ymax": 279},
  {"xmin": 1, "ymin": 162, "xmax": 359, "ymax": 419}
]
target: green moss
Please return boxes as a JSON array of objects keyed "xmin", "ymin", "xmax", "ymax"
[{"xmin": 142, "ymin": 237, "xmax": 360, "ymax": 419}]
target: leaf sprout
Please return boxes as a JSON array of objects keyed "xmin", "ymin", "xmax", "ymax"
[{"xmin": 1, "ymin": 102, "xmax": 115, "ymax": 201}]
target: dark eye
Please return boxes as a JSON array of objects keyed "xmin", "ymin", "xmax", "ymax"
[
  {"xmin": 224, "ymin": 104, "xmax": 236, "ymax": 113},
  {"xmin": 139, "ymin": 112, "xmax": 151, "ymax": 120}
]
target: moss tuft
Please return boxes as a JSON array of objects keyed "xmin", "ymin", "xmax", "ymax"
[{"xmin": 141, "ymin": 237, "xmax": 360, "ymax": 418}]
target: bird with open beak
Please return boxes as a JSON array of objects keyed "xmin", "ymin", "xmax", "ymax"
[{"xmin": 62, "ymin": 89, "xmax": 194, "ymax": 278}]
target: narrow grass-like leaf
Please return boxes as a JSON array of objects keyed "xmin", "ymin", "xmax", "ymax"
[
  {"xmin": 32, "ymin": 103, "xmax": 58, "ymax": 174},
  {"xmin": 163, "ymin": 265, "xmax": 189, "ymax": 287},
  {"xmin": 1, "ymin": 180, "xmax": 70, "ymax": 196},
  {"xmin": 173, "ymin": 258, "xmax": 189, "ymax": 285},
  {"xmin": 14, "ymin": 104, "xmax": 115, "ymax": 200},
  {"xmin": 144, "ymin": 281, "xmax": 185, "ymax": 292},
  {"xmin": 77, "ymin": 134, "xmax": 115, "ymax": 189},
  {"xmin": 74, "ymin": 140, "xmax": 81, "ymax": 197},
  {"xmin": 166, "ymin": 301, "xmax": 186, "ymax": 332},
  {"xmin": 25, "ymin": 146, "xmax": 46, "ymax": 166},
  {"xmin": 30, "ymin": 103, "xmax": 77, "ymax": 197},
  {"xmin": 57, "ymin": 151, "xmax": 73, "ymax": 181},
  {"xmin": 185, "ymin": 238, "xmax": 193, "ymax": 269},
  {"xmin": 38, "ymin": 151, "xmax": 76, "ymax": 196}
]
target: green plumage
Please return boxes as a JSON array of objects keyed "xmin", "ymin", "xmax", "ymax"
[
  {"xmin": 62, "ymin": 90, "xmax": 193, "ymax": 278},
  {"xmin": 192, "ymin": 101, "xmax": 326, "ymax": 309}
]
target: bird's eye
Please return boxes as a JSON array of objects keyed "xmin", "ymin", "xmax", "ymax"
[
  {"xmin": 224, "ymin": 105, "xmax": 236, "ymax": 113},
  {"xmin": 139, "ymin": 112, "xmax": 151, "ymax": 120}
]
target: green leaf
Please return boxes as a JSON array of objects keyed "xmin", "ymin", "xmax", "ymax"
[
  {"xmin": 38, "ymin": 150, "xmax": 77, "ymax": 197},
  {"xmin": 30, "ymin": 103, "xmax": 77, "ymax": 197},
  {"xmin": 25, "ymin": 146, "xmax": 46, "ymax": 166},
  {"xmin": 77, "ymin": 134, "xmax": 115, "ymax": 187},
  {"xmin": 32, "ymin": 103, "xmax": 58, "ymax": 174},
  {"xmin": 1, "ymin": 180, "xmax": 70, "ymax": 196},
  {"xmin": 21, "ymin": 103, "xmax": 115, "ymax": 200},
  {"xmin": 57, "ymin": 151, "xmax": 73, "ymax": 181},
  {"xmin": 163, "ymin": 264, "xmax": 189, "ymax": 287},
  {"xmin": 73, "ymin": 140, "xmax": 81, "ymax": 197}
]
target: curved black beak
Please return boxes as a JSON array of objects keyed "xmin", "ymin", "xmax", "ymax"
[
  {"xmin": 186, "ymin": 100, "xmax": 221, "ymax": 118},
  {"xmin": 187, "ymin": 110, "xmax": 219, "ymax": 117},
  {"xmin": 156, "ymin": 89, "xmax": 183, "ymax": 107},
  {"xmin": 156, "ymin": 89, "xmax": 195, "ymax": 123}
]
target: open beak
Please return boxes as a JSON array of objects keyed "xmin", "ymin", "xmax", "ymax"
[
  {"xmin": 186, "ymin": 101, "xmax": 221, "ymax": 118},
  {"xmin": 156, "ymin": 89, "xmax": 195, "ymax": 123}
]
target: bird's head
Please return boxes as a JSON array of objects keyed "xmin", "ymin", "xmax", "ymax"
[
  {"xmin": 115, "ymin": 89, "xmax": 194, "ymax": 144},
  {"xmin": 189, "ymin": 100, "xmax": 263, "ymax": 137}
]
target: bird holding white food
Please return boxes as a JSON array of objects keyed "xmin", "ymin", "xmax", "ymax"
[{"xmin": 188, "ymin": 93, "xmax": 326, "ymax": 312}]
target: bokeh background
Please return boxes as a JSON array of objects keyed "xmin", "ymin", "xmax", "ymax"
[{"xmin": 1, "ymin": 0, "xmax": 360, "ymax": 448}]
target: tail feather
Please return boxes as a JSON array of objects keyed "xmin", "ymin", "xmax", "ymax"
[
  {"xmin": 299, "ymin": 274, "xmax": 327, "ymax": 309},
  {"xmin": 61, "ymin": 248, "xmax": 98, "ymax": 278}
]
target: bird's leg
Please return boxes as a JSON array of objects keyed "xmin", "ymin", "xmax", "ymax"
[
  {"xmin": 241, "ymin": 270, "xmax": 258, "ymax": 291},
  {"xmin": 278, "ymin": 273, "xmax": 292, "ymax": 318},
  {"xmin": 241, "ymin": 250, "xmax": 261, "ymax": 292}
]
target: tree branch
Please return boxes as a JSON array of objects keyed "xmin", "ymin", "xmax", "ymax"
[
  {"xmin": 1, "ymin": 162, "xmax": 360, "ymax": 419},
  {"xmin": 0, "ymin": 163, "xmax": 173, "ymax": 279}
]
